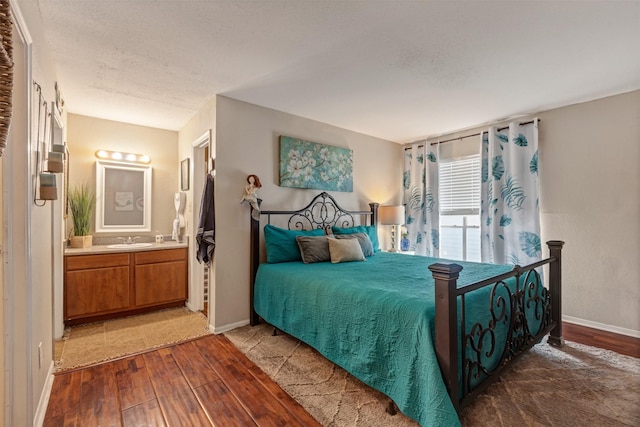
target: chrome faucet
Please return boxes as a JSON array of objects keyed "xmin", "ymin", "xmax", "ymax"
[{"xmin": 118, "ymin": 236, "xmax": 141, "ymax": 244}]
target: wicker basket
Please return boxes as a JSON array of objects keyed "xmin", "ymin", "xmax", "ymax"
[
  {"xmin": 0, "ymin": 1, "xmax": 13, "ymax": 157},
  {"xmin": 47, "ymin": 151, "xmax": 64, "ymax": 172},
  {"xmin": 47, "ymin": 160, "xmax": 64, "ymax": 173},
  {"xmin": 39, "ymin": 186, "xmax": 58, "ymax": 200}
]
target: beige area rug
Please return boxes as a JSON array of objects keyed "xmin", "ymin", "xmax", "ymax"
[
  {"xmin": 225, "ymin": 324, "xmax": 640, "ymax": 427},
  {"xmin": 55, "ymin": 307, "xmax": 211, "ymax": 371}
]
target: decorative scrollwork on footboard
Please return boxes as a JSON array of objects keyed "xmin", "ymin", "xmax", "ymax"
[
  {"xmin": 462, "ymin": 267, "xmax": 552, "ymax": 396},
  {"xmin": 430, "ymin": 241, "xmax": 564, "ymax": 412}
]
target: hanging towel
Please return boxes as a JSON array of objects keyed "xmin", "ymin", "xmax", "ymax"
[{"xmin": 196, "ymin": 174, "xmax": 215, "ymax": 266}]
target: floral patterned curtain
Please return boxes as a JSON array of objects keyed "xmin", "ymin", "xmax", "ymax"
[
  {"xmin": 402, "ymin": 143, "xmax": 439, "ymax": 256},
  {"xmin": 480, "ymin": 120, "xmax": 540, "ymax": 265}
]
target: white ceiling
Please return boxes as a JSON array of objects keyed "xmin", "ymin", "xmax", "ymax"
[{"xmin": 36, "ymin": 1, "xmax": 640, "ymax": 143}]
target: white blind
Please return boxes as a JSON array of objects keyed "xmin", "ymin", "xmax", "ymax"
[{"xmin": 439, "ymin": 155, "xmax": 480, "ymax": 215}]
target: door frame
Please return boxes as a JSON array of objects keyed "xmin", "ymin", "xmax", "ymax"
[
  {"xmin": 187, "ymin": 129, "xmax": 212, "ymax": 316},
  {"xmin": 4, "ymin": 1, "xmax": 34, "ymax": 424},
  {"xmin": 50, "ymin": 106, "xmax": 64, "ymax": 341}
]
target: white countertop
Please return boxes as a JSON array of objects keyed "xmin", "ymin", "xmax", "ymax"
[{"xmin": 64, "ymin": 240, "xmax": 188, "ymax": 256}]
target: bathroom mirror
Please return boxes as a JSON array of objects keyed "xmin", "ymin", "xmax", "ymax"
[{"xmin": 96, "ymin": 160, "xmax": 152, "ymax": 232}]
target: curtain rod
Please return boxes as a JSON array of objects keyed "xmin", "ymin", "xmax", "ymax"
[
  {"xmin": 404, "ymin": 119, "xmax": 539, "ymax": 149},
  {"xmin": 429, "ymin": 119, "xmax": 538, "ymax": 146}
]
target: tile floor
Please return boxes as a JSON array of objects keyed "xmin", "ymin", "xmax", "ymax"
[{"xmin": 55, "ymin": 307, "xmax": 210, "ymax": 371}]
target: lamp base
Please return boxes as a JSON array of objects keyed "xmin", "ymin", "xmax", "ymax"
[{"xmin": 389, "ymin": 225, "xmax": 400, "ymax": 252}]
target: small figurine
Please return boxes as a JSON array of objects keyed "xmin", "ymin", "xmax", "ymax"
[{"xmin": 241, "ymin": 174, "xmax": 262, "ymax": 220}]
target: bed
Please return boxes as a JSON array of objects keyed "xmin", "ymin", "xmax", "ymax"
[{"xmin": 249, "ymin": 192, "xmax": 564, "ymax": 426}]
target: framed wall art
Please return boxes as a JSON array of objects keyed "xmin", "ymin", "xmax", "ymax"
[
  {"xmin": 181, "ymin": 158, "xmax": 190, "ymax": 191},
  {"xmin": 279, "ymin": 136, "xmax": 353, "ymax": 192}
]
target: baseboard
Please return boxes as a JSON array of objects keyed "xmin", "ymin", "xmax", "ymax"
[
  {"xmin": 563, "ymin": 315, "xmax": 640, "ymax": 338},
  {"xmin": 211, "ymin": 318, "xmax": 250, "ymax": 335},
  {"xmin": 211, "ymin": 316, "xmax": 637, "ymax": 343},
  {"xmin": 185, "ymin": 300, "xmax": 202, "ymax": 313},
  {"xmin": 33, "ymin": 361, "xmax": 55, "ymax": 427}
]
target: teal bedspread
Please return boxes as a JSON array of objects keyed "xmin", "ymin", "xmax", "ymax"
[{"xmin": 253, "ymin": 252, "xmax": 515, "ymax": 427}]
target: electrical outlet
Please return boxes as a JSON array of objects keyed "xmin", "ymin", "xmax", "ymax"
[{"xmin": 38, "ymin": 342, "xmax": 43, "ymax": 368}]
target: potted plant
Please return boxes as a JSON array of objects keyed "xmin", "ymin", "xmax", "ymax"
[{"xmin": 68, "ymin": 182, "xmax": 95, "ymax": 248}]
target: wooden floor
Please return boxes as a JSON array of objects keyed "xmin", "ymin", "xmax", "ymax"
[
  {"xmin": 44, "ymin": 321, "xmax": 637, "ymax": 427},
  {"xmin": 564, "ymin": 321, "xmax": 640, "ymax": 358},
  {"xmin": 43, "ymin": 334, "xmax": 321, "ymax": 427}
]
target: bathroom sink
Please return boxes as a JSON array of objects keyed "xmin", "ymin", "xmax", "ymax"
[{"xmin": 106, "ymin": 243, "xmax": 154, "ymax": 249}]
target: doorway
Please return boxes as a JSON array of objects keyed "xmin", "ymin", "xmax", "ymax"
[
  {"xmin": 189, "ymin": 130, "xmax": 213, "ymax": 320},
  {"xmin": 50, "ymin": 107, "xmax": 64, "ymax": 343}
]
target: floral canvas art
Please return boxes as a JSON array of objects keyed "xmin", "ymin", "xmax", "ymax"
[{"xmin": 279, "ymin": 136, "xmax": 353, "ymax": 192}]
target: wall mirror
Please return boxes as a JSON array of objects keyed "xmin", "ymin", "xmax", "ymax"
[{"xmin": 96, "ymin": 160, "xmax": 152, "ymax": 232}]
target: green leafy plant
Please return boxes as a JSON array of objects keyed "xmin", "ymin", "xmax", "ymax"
[{"xmin": 68, "ymin": 182, "xmax": 95, "ymax": 236}]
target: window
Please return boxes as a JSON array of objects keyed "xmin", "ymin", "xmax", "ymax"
[{"xmin": 439, "ymin": 155, "xmax": 481, "ymax": 262}]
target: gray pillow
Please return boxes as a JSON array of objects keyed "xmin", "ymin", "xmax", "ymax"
[
  {"xmin": 327, "ymin": 237, "xmax": 366, "ymax": 263},
  {"xmin": 295, "ymin": 235, "xmax": 330, "ymax": 264},
  {"xmin": 335, "ymin": 232, "xmax": 374, "ymax": 257}
]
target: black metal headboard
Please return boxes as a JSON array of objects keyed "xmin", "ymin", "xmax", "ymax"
[{"xmin": 249, "ymin": 192, "xmax": 379, "ymax": 325}]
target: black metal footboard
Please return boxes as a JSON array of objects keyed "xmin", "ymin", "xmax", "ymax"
[{"xmin": 429, "ymin": 241, "xmax": 565, "ymax": 412}]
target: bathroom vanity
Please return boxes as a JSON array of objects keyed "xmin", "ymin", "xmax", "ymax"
[{"xmin": 63, "ymin": 242, "xmax": 188, "ymax": 326}]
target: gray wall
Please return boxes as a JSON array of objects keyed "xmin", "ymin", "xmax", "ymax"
[
  {"xmin": 181, "ymin": 90, "xmax": 640, "ymax": 336},
  {"xmin": 538, "ymin": 90, "xmax": 639, "ymax": 334},
  {"xmin": 427, "ymin": 90, "xmax": 640, "ymax": 335},
  {"xmin": 67, "ymin": 114, "xmax": 179, "ymax": 236},
  {"xmin": 212, "ymin": 96, "xmax": 402, "ymax": 330},
  {"xmin": 8, "ymin": 0, "xmax": 60, "ymax": 423}
]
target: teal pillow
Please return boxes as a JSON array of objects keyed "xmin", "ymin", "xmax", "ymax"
[
  {"xmin": 331, "ymin": 225, "xmax": 380, "ymax": 252},
  {"xmin": 264, "ymin": 224, "xmax": 325, "ymax": 263}
]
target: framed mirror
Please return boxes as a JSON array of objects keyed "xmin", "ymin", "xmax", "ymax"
[{"xmin": 96, "ymin": 160, "xmax": 152, "ymax": 232}]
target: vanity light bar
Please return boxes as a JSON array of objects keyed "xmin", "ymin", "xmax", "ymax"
[{"xmin": 96, "ymin": 150, "xmax": 151, "ymax": 164}]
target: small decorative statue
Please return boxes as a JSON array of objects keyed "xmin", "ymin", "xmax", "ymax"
[{"xmin": 241, "ymin": 174, "xmax": 262, "ymax": 220}]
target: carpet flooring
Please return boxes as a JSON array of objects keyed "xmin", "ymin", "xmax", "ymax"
[
  {"xmin": 225, "ymin": 323, "xmax": 640, "ymax": 427},
  {"xmin": 55, "ymin": 307, "xmax": 211, "ymax": 371}
]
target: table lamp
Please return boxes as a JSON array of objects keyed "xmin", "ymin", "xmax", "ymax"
[{"xmin": 379, "ymin": 205, "xmax": 405, "ymax": 252}]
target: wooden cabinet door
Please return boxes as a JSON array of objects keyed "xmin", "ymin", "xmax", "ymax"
[
  {"xmin": 135, "ymin": 260, "xmax": 187, "ymax": 307},
  {"xmin": 65, "ymin": 266, "xmax": 130, "ymax": 318},
  {"xmin": 64, "ymin": 248, "xmax": 187, "ymax": 323}
]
